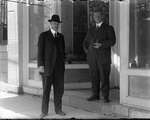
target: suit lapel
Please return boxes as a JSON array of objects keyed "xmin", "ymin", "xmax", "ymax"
[
  {"xmin": 96, "ymin": 23, "xmax": 105, "ymax": 31},
  {"xmin": 93, "ymin": 23, "xmax": 106, "ymax": 43},
  {"xmin": 45, "ymin": 30, "xmax": 57, "ymax": 45},
  {"xmin": 47, "ymin": 30, "xmax": 55, "ymax": 39}
]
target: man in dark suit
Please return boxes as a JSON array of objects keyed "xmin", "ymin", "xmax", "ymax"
[
  {"xmin": 38, "ymin": 14, "xmax": 66, "ymax": 118},
  {"xmin": 83, "ymin": 10, "xmax": 116, "ymax": 103}
]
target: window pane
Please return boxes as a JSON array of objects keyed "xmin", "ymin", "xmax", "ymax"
[
  {"xmin": 129, "ymin": 76, "xmax": 150, "ymax": 99},
  {"xmin": 129, "ymin": 0, "xmax": 150, "ymax": 69}
]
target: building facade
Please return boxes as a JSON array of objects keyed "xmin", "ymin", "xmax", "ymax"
[{"xmin": 0, "ymin": 0, "xmax": 150, "ymax": 113}]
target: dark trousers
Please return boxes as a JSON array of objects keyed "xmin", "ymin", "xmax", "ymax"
[
  {"xmin": 88, "ymin": 52, "xmax": 111, "ymax": 99},
  {"xmin": 41, "ymin": 66, "xmax": 64, "ymax": 114}
]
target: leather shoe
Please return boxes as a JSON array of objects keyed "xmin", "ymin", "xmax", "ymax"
[
  {"xmin": 40, "ymin": 113, "xmax": 48, "ymax": 118},
  {"xmin": 56, "ymin": 111, "xmax": 66, "ymax": 116},
  {"xmin": 87, "ymin": 96, "xmax": 100, "ymax": 101}
]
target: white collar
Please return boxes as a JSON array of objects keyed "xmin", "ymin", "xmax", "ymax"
[
  {"xmin": 96, "ymin": 22, "xmax": 103, "ymax": 28},
  {"xmin": 50, "ymin": 28, "xmax": 57, "ymax": 36}
]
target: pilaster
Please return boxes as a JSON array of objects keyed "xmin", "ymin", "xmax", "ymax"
[{"xmin": 7, "ymin": 1, "xmax": 28, "ymax": 94}]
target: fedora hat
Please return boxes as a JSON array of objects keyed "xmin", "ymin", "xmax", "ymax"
[{"xmin": 48, "ymin": 14, "xmax": 62, "ymax": 23}]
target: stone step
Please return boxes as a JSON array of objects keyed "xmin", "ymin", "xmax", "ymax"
[{"xmin": 29, "ymin": 62, "xmax": 90, "ymax": 83}]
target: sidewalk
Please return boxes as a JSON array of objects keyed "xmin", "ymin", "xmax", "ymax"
[{"xmin": 0, "ymin": 91, "xmax": 118, "ymax": 119}]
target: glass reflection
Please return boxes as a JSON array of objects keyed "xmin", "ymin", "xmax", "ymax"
[{"xmin": 129, "ymin": 0, "xmax": 150, "ymax": 69}]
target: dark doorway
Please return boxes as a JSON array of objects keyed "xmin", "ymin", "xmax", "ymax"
[{"xmin": 73, "ymin": 0, "xmax": 88, "ymax": 61}]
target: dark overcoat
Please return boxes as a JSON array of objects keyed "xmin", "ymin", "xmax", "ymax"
[
  {"xmin": 83, "ymin": 23, "xmax": 116, "ymax": 64},
  {"xmin": 37, "ymin": 30, "xmax": 65, "ymax": 76}
]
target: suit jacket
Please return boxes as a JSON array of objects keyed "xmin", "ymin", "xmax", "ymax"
[
  {"xmin": 37, "ymin": 30, "xmax": 65, "ymax": 76},
  {"xmin": 83, "ymin": 23, "xmax": 116, "ymax": 64}
]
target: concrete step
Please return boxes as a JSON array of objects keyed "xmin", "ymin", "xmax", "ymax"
[{"xmin": 29, "ymin": 62, "xmax": 90, "ymax": 83}]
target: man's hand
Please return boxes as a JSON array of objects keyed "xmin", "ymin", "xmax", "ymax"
[
  {"xmin": 92, "ymin": 43, "xmax": 102, "ymax": 49},
  {"xmin": 38, "ymin": 66, "xmax": 44, "ymax": 73}
]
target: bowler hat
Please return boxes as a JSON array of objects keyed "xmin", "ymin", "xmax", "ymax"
[{"xmin": 48, "ymin": 14, "xmax": 62, "ymax": 23}]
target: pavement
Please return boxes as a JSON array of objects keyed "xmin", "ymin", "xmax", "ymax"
[{"xmin": 0, "ymin": 90, "xmax": 118, "ymax": 119}]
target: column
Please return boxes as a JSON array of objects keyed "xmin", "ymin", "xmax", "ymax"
[
  {"xmin": 109, "ymin": 0, "xmax": 120, "ymax": 88},
  {"xmin": 7, "ymin": 1, "xmax": 27, "ymax": 94}
]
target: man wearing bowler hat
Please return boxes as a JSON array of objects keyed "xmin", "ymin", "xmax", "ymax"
[{"xmin": 38, "ymin": 14, "xmax": 66, "ymax": 118}]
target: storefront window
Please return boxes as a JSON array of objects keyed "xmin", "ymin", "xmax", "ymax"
[{"xmin": 129, "ymin": 0, "xmax": 150, "ymax": 69}]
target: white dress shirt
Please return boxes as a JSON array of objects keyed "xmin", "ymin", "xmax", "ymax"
[
  {"xmin": 96, "ymin": 22, "xmax": 103, "ymax": 28},
  {"xmin": 50, "ymin": 28, "xmax": 57, "ymax": 37}
]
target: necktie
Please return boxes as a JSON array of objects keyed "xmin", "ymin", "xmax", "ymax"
[
  {"xmin": 54, "ymin": 33, "xmax": 57, "ymax": 38},
  {"xmin": 96, "ymin": 25, "xmax": 99, "ymax": 31}
]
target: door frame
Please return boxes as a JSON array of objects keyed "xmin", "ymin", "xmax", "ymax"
[{"xmin": 120, "ymin": 0, "xmax": 150, "ymax": 110}]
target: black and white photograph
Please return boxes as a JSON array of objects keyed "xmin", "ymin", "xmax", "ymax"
[{"xmin": 0, "ymin": 0, "xmax": 150, "ymax": 119}]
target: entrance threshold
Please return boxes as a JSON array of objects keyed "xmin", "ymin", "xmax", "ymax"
[{"xmin": 28, "ymin": 61, "xmax": 89, "ymax": 69}]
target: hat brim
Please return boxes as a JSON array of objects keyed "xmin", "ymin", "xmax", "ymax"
[{"xmin": 48, "ymin": 19, "xmax": 62, "ymax": 23}]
